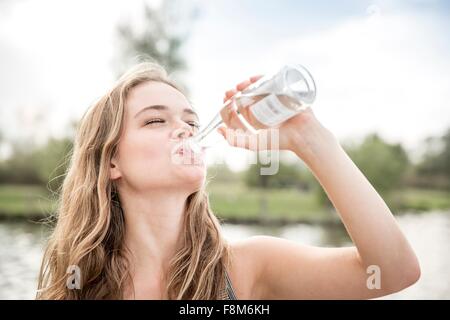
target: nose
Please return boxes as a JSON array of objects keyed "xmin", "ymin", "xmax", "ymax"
[{"xmin": 171, "ymin": 123, "xmax": 194, "ymax": 140}]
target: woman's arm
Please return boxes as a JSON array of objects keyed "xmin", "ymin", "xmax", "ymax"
[
  {"xmin": 234, "ymin": 118, "xmax": 420, "ymax": 299},
  {"xmin": 219, "ymin": 78, "xmax": 420, "ymax": 299},
  {"xmin": 291, "ymin": 115, "xmax": 421, "ymax": 293}
]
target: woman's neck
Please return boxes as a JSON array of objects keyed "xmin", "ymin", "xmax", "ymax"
[{"xmin": 120, "ymin": 188, "xmax": 189, "ymax": 296}]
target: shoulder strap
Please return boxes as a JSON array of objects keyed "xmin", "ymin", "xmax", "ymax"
[{"xmin": 225, "ymin": 270, "xmax": 237, "ymax": 300}]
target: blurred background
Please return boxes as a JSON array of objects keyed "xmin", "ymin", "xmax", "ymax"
[{"xmin": 0, "ymin": 0, "xmax": 449, "ymax": 299}]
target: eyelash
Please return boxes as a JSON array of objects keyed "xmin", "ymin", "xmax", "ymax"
[{"xmin": 144, "ymin": 119, "xmax": 200, "ymax": 129}]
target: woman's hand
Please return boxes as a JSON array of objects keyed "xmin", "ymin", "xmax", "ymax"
[
  {"xmin": 217, "ymin": 75, "xmax": 338, "ymax": 164},
  {"xmin": 218, "ymin": 77, "xmax": 420, "ymax": 300}
]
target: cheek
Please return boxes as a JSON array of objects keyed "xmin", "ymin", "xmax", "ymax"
[{"xmin": 119, "ymin": 131, "xmax": 172, "ymax": 178}]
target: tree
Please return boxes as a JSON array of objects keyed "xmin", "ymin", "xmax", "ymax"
[
  {"xmin": 415, "ymin": 128, "xmax": 450, "ymax": 190},
  {"xmin": 314, "ymin": 133, "xmax": 411, "ymax": 208},
  {"xmin": 243, "ymin": 153, "xmax": 314, "ymax": 217},
  {"xmin": 244, "ymin": 160, "xmax": 310, "ymax": 190},
  {"xmin": 0, "ymin": 137, "xmax": 73, "ymax": 191},
  {"xmin": 207, "ymin": 163, "xmax": 241, "ymax": 184},
  {"xmin": 0, "ymin": 143, "xmax": 42, "ymax": 185},
  {"xmin": 115, "ymin": 0, "xmax": 198, "ymax": 91},
  {"xmin": 347, "ymin": 134, "xmax": 410, "ymax": 193},
  {"xmin": 33, "ymin": 137, "xmax": 73, "ymax": 192}
]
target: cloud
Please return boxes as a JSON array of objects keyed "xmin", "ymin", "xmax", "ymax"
[
  {"xmin": 257, "ymin": 8, "xmax": 450, "ymax": 151},
  {"xmin": 0, "ymin": 0, "xmax": 126, "ymax": 141},
  {"xmin": 186, "ymin": 3, "xmax": 450, "ymax": 169},
  {"xmin": 1, "ymin": 0, "xmax": 448, "ymax": 167},
  {"xmin": 0, "ymin": 0, "xmax": 175, "ymax": 144}
]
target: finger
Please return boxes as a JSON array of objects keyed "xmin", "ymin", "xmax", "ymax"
[
  {"xmin": 236, "ymin": 101, "xmax": 269, "ymax": 130},
  {"xmin": 223, "ymin": 89, "xmax": 238, "ymax": 103},
  {"xmin": 224, "ymin": 75, "xmax": 264, "ymax": 102},
  {"xmin": 250, "ymin": 75, "xmax": 264, "ymax": 82},
  {"xmin": 217, "ymin": 127, "xmax": 256, "ymax": 150},
  {"xmin": 219, "ymin": 101, "xmax": 248, "ymax": 130},
  {"xmin": 217, "ymin": 127, "xmax": 279, "ymax": 151},
  {"xmin": 236, "ymin": 80, "xmax": 251, "ymax": 91},
  {"xmin": 236, "ymin": 75, "xmax": 264, "ymax": 91}
]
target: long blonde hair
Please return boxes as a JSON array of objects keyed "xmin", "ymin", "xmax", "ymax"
[{"xmin": 36, "ymin": 62, "xmax": 232, "ymax": 299}]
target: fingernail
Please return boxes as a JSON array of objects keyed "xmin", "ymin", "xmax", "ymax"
[{"xmin": 217, "ymin": 127, "xmax": 225, "ymax": 136}]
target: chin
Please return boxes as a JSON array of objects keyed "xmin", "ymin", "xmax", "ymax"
[
  {"xmin": 178, "ymin": 165, "xmax": 206, "ymax": 188},
  {"xmin": 171, "ymin": 153, "xmax": 206, "ymax": 174}
]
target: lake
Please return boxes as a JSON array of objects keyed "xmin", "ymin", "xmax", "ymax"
[{"xmin": 0, "ymin": 210, "xmax": 449, "ymax": 299}]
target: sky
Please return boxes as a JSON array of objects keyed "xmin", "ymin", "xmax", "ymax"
[{"xmin": 0, "ymin": 0, "xmax": 449, "ymax": 169}]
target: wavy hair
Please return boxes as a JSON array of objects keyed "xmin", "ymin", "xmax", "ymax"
[{"xmin": 36, "ymin": 61, "xmax": 232, "ymax": 299}]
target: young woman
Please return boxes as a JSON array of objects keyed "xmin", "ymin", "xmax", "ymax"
[{"xmin": 36, "ymin": 62, "xmax": 420, "ymax": 300}]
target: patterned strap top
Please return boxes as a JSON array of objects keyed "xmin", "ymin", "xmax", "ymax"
[{"xmin": 221, "ymin": 270, "xmax": 237, "ymax": 300}]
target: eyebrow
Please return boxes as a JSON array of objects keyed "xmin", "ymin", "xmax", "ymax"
[{"xmin": 134, "ymin": 104, "xmax": 199, "ymax": 120}]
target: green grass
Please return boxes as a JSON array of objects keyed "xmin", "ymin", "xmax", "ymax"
[
  {"xmin": 0, "ymin": 183, "xmax": 449, "ymax": 223},
  {"xmin": 391, "ymin": 188, "xmax": 450, "ymax": 212},
  {"xmin": 0, "ymin": 184, "xmax": 56, "ymax": 218},
  {"xmin": 207, "ymin": 182, "xmax": 331, "ymax": 223}
]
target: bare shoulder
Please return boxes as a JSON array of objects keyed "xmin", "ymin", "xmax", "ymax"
[
  {"xmin": 227, "ymin": 235, "xmax": 282, "ymax": 300},
  {"xmin": 227, "ymin": 235, "xmax": 410, "ymax": 300}
]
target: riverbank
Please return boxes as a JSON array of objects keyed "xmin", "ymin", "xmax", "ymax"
[
  {"xmin": 1, "ymin": 183, "xmax": 449, "ymax": 224},
  {"xmin": 1, "ymin": 210, "xmax": 450, "ymax": 299}
]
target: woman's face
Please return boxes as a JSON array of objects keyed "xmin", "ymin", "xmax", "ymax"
[{"xmin": 110, "ymin": 81, "xmax": 206, "ymax": 194}]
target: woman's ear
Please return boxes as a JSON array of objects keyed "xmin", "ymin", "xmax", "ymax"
[{"xmin": 110, "ymin": 157, "xmax": 121, "ymax": 180}]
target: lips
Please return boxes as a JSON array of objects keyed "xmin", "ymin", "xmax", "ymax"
[
  {"xmin": 176, "ymin": 146, "xmax": 193, "ymax": 157},
  {"xmin": 173, "ymin": 142, "xmax": 205, "ymax": 165}
]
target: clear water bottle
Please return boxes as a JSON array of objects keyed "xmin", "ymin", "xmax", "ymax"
[{"xmin": 187, "ymin": 64, "xmax": 317, "ymax": 153}]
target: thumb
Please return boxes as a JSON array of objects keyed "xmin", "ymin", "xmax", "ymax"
[
  {"xmin": 217, "ymin": 125, "xmax": 227, "ymax": 137},
  {"xmin": 219, "ymin": 127, "xmax": 280, "ymax": 151},
  {"xmin": 218, "ymin": 127, "xmax": 258, "ymax": 150}
]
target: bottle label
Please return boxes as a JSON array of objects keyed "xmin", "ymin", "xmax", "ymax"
[{"xmin": 249, "ymin": 94, "xmax": 298, "ymax": 127}]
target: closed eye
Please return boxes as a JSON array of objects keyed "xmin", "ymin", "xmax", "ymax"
[
  {"xmin": 144, "ymin": 119, "xmax": 165, "ymax": 126},
  {"xmin": 188, "ymin": 121, "xmax": 201, "ymax": 129},
  {"xmin": 144, "ymin": 118, "xmax": 200, "ymax": 129}
]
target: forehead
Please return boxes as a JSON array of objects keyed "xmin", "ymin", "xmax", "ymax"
[{"xmin": 126, "ymin": 81, "xmax": 192, "ymax": 115}]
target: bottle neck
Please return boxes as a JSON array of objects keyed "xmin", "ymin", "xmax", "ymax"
[{"xmin": 193, "ymin": 97, "xmax": 236, "ymax": 143}]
